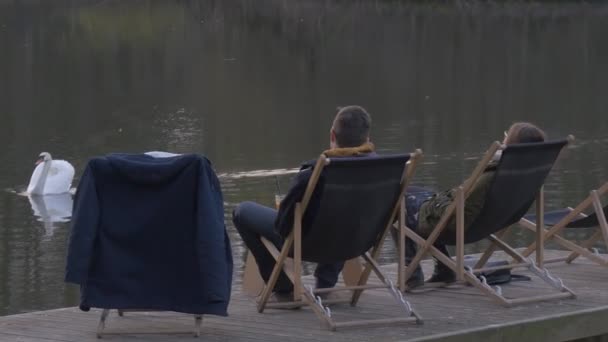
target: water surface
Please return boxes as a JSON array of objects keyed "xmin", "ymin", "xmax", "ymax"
[{"xmin": 1, "ymin": 0, "xmax": 607, "ymax": 316}]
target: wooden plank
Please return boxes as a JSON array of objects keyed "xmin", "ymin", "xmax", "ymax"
[
  {"xmin": 408, "ymin": 306, "xmax": 608, "ymax": 342},
  {"xmin": 3, "ymin": 250, "xmax": 608, "ymax": 342}
]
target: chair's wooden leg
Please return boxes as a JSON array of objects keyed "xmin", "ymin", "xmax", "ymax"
[
  {"xmin": 398, "ymin": 200, "xmax": 406, "ymax": 292},
  {"xmin": 194, "ymin": 315, "xmax": 203, "ymax": 337},
  {"xmin": 592, "ymin": 191, "xmax": 608, "ymax": 251},
  {"xmin": 475, "ymin": 229, "xmax": 509, "ymax": 269},
  {"xmin": 405, "ymin": 229, "xmax": 459, "ymax": 275},
  {"xmin": 519, "ymin": 206, "xmax": 606, "ymax": 265},
  {"xmin": 456, "ymin": 187, "xmax": 465, "ymax": 282},
  {"xmin": 362, "ymin": 253, "xmax": 388, "ymax": 284},
  {"xmin": 563, "ymin": 193, "xmax": 608, "ymax": 264},
  {"xmin": 401, "ymin": 205, "xmax": 453, "ymax": 284},
  {"xmin": 352, "ymin": 215, "xmax": 393, "ymax": 305},
  {"xmin": 519, "ymin": 218, "xmax": 542, "ymax": 258},
  {"xmin": 487, "ymin": 234, "xmax": 527, "ymax": 263},
  {"xmin": 96, "ymin": 309, "xmax": 110, "ymax": 339},
  {"xmin": 536, "ymin": 187, "xmax": 545, "ymax": 267},
  {"xmin": 520, "ymin": 206, "xmax": 589, "ymax": 259},
  {"xmin": 521, "ymin": 222, "xmax": 608, "ymax": 265},
  {"xmin": 351, "ymin": 253, "xmax": 375, "ymax": 306},
  {"xmin": 257, "ymin": 234, "xmax": 294, "ymax": 313},
  {"xmin": 565, "ymin": 230, "xmax": 604, "ymax": 263},
  {"xmin": 563, "ymin": 186, "xmax": 608, "ymax": 263},
  {"xmin": 293, "ymin": 203, "xmax": 303, "ymax": 302}
]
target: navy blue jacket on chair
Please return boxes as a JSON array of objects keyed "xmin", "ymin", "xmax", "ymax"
[{"xmin": 65, "ymin": 153, "xmax": 232, "ymax": 316}]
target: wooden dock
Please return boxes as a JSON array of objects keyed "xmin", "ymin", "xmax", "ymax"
[{"xmin": 2, "ymin": 250, "xmax": 608, "ymax": 342}]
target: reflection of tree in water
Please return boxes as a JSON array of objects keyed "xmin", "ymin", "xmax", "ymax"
[{"xmin": 75, "ymin": 3, "xmax": 186, "ymax": 49}]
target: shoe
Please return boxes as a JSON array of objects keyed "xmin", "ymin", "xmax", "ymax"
[
  {"xmin": 256, "ymin": 291, "xmax": 294, "ymax": 304},
  {"xmin": 406, "ymin": 265, "xmax": 425, "ymax": 289},
  {"xmin": 315, "ymin": 290, "xmax": 346, "ymax": 303},
  {"xmin": 268, "ymin": 291, "xmax": 294, "ymax": 303},
  {"xmin": 426, "ymin": 260, "xmax": 456, "ymax": 284}
]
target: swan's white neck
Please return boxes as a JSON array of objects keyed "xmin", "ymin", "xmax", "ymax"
[{"xmin": 31, "ymin": 160, "xmax": 52, "ymax": 195}]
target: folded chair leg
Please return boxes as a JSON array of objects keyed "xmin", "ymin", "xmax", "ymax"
[
  {"xmin": 592, "ymin": 191, "xmax": 608, "ymax": 252},
  {"xmin": 456, "ymin": 187, "xmax": 465, "ymax": 281},
  {"xmin": 486, "ymin": 234, "xmax": 528, "ymax": 263},
  {"xmin": 564, "ymin": 230, "xmax": 604, "ymax": 264},
  {"xmin": 535, "ymin": 188, "xmax": 545, "ymax": 267},
  {"xmin": 194, "ymin": 315, "xmax": 203, "ymax": 337},
  {"xmin": 293, "ymin": 203, "xmax": 303, "ymax": 302},
  {"xmin": 398, "ymin": 201, "xmax": 406, "ymax": 292},
  {"xmin": 96, "ymin": 309, "xmax": 110, "ymax": 339},
  {"xmin": 361, "ymin": 253, "xmax": 388, "ymax": 284},
  {"xmin": 475, "ymin": 229, "xmax": 510, "ymax": 269}
]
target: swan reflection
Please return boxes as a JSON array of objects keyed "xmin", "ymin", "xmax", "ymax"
[{"xmin": 28, "ymin": 193, "xmax": 73, "ymax": 237}]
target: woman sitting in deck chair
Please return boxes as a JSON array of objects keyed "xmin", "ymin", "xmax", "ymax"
[{"xmin": 400, "ymin": 122, "xmax": 547, "ymax": 287}]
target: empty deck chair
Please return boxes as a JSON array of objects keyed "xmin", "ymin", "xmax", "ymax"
[
  {"xmin": 519, "ymin": 182, "xmax": 608, "ymax": 266},
  {"xmin": 257, "ymin": 152, "xmax": 423, "ymax": 330},
  {"xmin": 65, "ymin": 153, "xmax": 232, "ymax": 338},
  {"xmin": 400, "ymin": 139, "xmax": 576, "ymax": 307}
]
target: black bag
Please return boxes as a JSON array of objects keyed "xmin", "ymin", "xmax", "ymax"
[{"xmin": 464, "ymin": 258, "xmax": 530, "ymax": 285}]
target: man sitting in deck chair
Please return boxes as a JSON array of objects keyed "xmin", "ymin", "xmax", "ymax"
[
  {"xmin": 233, "ymin": 105, "xmax": 377, "ymax": 302},
  {"xmin": 400, "ymin": 122, "xmax": 547, "ymax": 286},
  {"xmin": 235, "ymin": 106, "xmax": 423, "ymax": 330}
]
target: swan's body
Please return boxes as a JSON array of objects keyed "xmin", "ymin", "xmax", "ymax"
[{"xmin": 27, "ymin": 152, "xmax": 75, "ymax": 195}]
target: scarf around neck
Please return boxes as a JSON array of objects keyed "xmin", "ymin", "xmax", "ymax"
[{"xmin": 322, "ymin": 142, "xmax": 375, "ymax": 158}]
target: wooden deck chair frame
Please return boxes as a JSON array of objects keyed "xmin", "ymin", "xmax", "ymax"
[
  {"xmin": 257, "ymin": 151, "xmax": 423, "ymax": 331},
  {"xmin": 399, "ymin": 141, "xmax": 576, "ymax": 307},
  {"xmin": 518, "ymin": 182, "xmax": 608, "ymax": 266},
  {"xmin": 96, "ymin": 309, "xmax": 202, "ymax": 338}
]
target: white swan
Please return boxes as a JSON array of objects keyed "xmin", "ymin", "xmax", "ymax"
[{"xmin": 27, "ymin": 152, "xmax": 75, "ymax": 195}]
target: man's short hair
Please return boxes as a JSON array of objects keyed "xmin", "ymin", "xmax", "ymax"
[{"xmin": 332, "ymin": 105, "xmax": 372, "ymax": 148}]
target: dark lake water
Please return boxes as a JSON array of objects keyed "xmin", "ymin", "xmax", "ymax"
[{"xmin": 1, "ymin": 0, "xmax": 607, "ymax": 316}]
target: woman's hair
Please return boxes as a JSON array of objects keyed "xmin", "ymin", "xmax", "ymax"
[{"xmin": 504, "ymin": 122, "xmax": 547, "ymax": 145}]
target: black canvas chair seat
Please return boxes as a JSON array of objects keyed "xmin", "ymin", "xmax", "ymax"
[
  {"xmin": 400, "ymin": 139, "xmax": 576, "ymax": 307},
  {"xmin": 464, "ymin": 140, "xmax": 566, "ymax": 242},
  {"xmin": 524, "ymin": 205, "xmax": 608, "ymax": 228},
  {"xmin": 299, "ymin": 156, "xmax": 407, "ymax": 263},
  {"xmin": 435, "ymin": 140, "xmax": 568, "ymax": 246},
  {"xmin": 257, "ymin": 152, "xmax": 423, "ymax": 330}
]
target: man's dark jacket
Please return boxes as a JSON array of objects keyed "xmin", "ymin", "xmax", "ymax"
[{"xmin": 65, "ymin": 153, "xmax": 232, "ymax": 316}]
